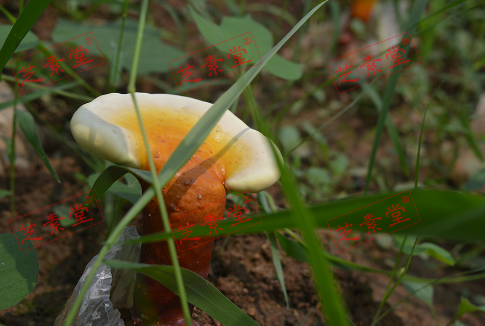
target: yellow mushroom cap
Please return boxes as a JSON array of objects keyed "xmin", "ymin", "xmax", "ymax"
[{"xmin": 70, "ymin": 93, "xmax": 282, "ymax": 193}]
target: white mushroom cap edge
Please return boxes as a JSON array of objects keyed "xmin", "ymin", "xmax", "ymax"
[{"xmin": 70, "ymin": 93, "xmax": 282, "ymax": 193}]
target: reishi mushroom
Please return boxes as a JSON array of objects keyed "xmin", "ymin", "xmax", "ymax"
[{"xmin": 70, "ymin": 93, "xmax": 282, "ymax": 325}]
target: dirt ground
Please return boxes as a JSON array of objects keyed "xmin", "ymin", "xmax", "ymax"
[{"xmin": 0, "ymin": 155, "xmax": 484, "ymax": 325}]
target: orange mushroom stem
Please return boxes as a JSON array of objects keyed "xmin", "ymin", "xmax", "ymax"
[{"xmin": 70, "ymin": 93, "xmax": 282, "ymax": 325}]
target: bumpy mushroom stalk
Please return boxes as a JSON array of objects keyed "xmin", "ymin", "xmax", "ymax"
[{"xmin": 70, "ymin": 93, "xmax": 282, "ymax": 326}]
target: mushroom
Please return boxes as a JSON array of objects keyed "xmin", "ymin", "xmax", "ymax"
[{"xmin": 70, "ymin": 93, "xmax": 282, "ymax": 325}]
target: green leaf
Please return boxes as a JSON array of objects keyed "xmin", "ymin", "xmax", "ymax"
[
  {"xmin": 0, "ymin": 233, "xmax": 39, "ymax": 310},
  {"xmin": 52, "ymin": 19, "xmax": 186, "ymax": 75},
  {"xmin": 0, "ymin": 0, "xmax": 51, "ymax": 70},
  {"xmin": 0, "ymin": 26, "xmax": 38, "ymax": 54},
  {"xmin": 364, "ymin": 0, "xmax": 428, "ymax": 192},
  {"xmin": 126, "ymin": 189, "xmax": 485, "ymax": 250},
  {"xmin": 54, "ymin": 205, "xmax": 76, "ymax": 227},
  {"xmin": 401, "ymin": 279, "xmax": 434, "ymax": 306},
  {"xmin": 362, "ymin": 84, "xmax": 410, "ymax": 177},
  {"xmin": 191, "ymin": 10, "xmax": 303, "ymax": 80},
  {"xmin": 87, "ymin": 165, "xmax": 152, "ymax": 206},
  {"xmin": 455, "ymin": 297, "xmax": 485, "ymax": 318},
  {"xmin": 104, "ymin": 260, "xmax": 260, "ymax": 326},
  {"xmin": 88, "ymin": 172, "xmax": 142, "ymax": 204},
  {"xmin": 15, "ymin": 109, "xmax": 60, "ymax": 183},
  {"xmin": 465, "ymin": 168, "xmax": 485, "ymax": 191},
  {"xmin": 267, "ymin": 232, "xmax": 289, "ymax": 308},
  {"xmin": 459, "ymin": 108, "xmax": 484, "ymax": 162},
  {"xmin": 278, "ymin": 125, "xmax": 301, "ymax": 152},
  {"xmin": 0, "ymin": 189, "xmax": 11, "ymax": 199},
  {"xmin": 393, "ymin": 235, "xmax": 455, "ymax": 265},
  {"xmin": 276, "ymin": 232, "xmax": 308, "ymax": 263}
]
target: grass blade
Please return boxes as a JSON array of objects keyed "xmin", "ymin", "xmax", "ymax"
[
  {"xmin": 364, "ymin": 0, "xmax": 428, "ymax": 193},
  {"xmin": 14, "ymin": 109, "xmax": 60, "ymax": 183},
  {"xmin": 362, "ymin": 84, "xmax": 410, "ymax": 177},
  {"xmin": 105, "ymin": 260, "xmax": 261, "ymax": 326},
  {"xmin": 267, "ymin": 231, "xmax": 289, "ymax": 308},
  {"xmin": 0, "ymin": 0, "xmax": 51, "ymax": 71}
]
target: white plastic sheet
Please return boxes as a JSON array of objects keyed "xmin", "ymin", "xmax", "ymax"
[{"xmin": 55, "ymin": 225, "xmax": 141, "ymax": 326}]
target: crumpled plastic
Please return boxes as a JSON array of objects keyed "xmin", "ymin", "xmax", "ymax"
[{"xmin": 54, "ymin": 225, "xmax": 141, "ymax": 326}]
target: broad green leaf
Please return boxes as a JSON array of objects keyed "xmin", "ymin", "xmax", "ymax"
[
  {"xmin": 0, "ymin": 26, "xmax": 38, "ymax": 54},
  {"xmin": 15, "ymin": 109, "xmax": 60, "ymax": 183},
  {"xmin": 465, "ymin": 168, "xmax": 485, "ymax": 191},
  {"xmin": 455, "ymin": 297, "xmax": 485, "ymax": 318},
  {"xmin": 52, "ymin": 19, "xmax": 186, "ymax": 75},
  {"xmin": 191, "ymin": 10, "xmax": 303, "ymax": 80},
  {"xmin": 88, "ymin": 172, "xmax": 142, "ymax": 204},
  {"xmin": 401, "ymin": 279, "xmax": 434, "ymax": 306},
  {"xmin": 0, "ymin": 0, "xmax": 51, "ymax": 70},
  {"xmin": 394, "ymin": 235, "xmax": 455, "ymax": 265},
  {"xmin": 104, "ymin": 260, "xmax": 260, "ymax": 326},
  {"xmin": 124, "ymin": 189, "xmax": 485, "ymax": 246},
  {"xmin": 0, "ymin": 233, "xmax": 39, "ymax": 310},
  {"xmin": 278, "ymin": 125, "xmax": 301, "ymax": 152}
]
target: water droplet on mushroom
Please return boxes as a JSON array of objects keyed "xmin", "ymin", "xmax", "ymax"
[{"xmin": 198, "ymin": 194, "xmax": 202, "ymax": 199}]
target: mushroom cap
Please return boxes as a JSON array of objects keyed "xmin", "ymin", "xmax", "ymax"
[{"xmin": 70, "ymin": 93, "xmax": 282, "ymax": 193}]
